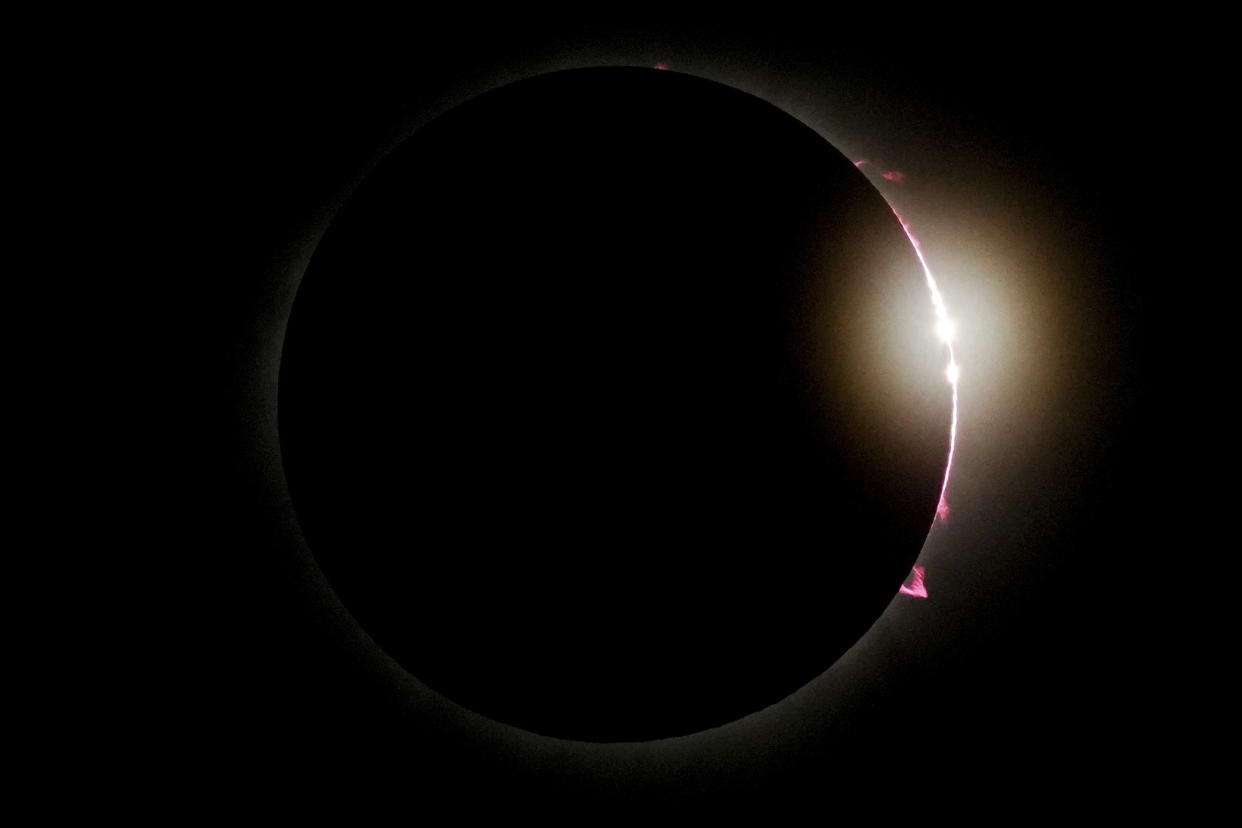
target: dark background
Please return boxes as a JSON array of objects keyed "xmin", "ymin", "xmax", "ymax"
[{"xmin": 151, "ymin": 15, "xmax": 1196, "ymax": 813}]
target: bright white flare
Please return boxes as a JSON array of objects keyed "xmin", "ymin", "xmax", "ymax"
[{"xmin": 890, "ymin": 207, "xmax": 959, "ymax": 528}]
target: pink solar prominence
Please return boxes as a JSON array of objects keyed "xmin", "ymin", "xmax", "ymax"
[
  {"xmin": 898, "ymin": 566, "xmax": 928, "ymax": 598},
  {"xmin": 854, "ymin": 161, "xmax": 960, "ymax": 600}
]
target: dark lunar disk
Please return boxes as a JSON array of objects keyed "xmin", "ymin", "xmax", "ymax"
[{"xmin": 278, "ymin": 67, "xmax": 951, "ymax": 742}]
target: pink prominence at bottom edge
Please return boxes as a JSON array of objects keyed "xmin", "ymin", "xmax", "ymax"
[{"xmin": 898, "ymin": 566, "xmax": 928, "ymax": 599}]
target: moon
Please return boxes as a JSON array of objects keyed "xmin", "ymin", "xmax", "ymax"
[{"xmin": 277, "ymin": 67, "xmax": 951, "ymax": 741}]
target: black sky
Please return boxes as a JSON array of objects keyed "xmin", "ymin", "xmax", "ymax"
[{"xmin": 154, "ymin": 17, "xmax": 1188, "ymax": 813}]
